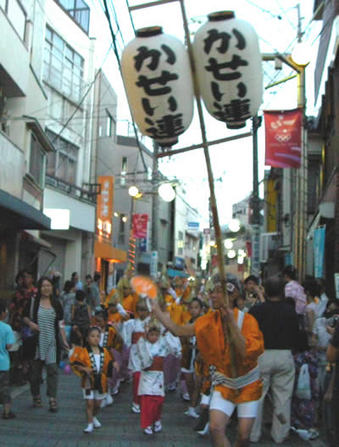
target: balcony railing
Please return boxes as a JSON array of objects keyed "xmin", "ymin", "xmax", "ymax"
[{"xmin": 46, "ymin": 174, "xmax": 99, "ymax": 204}]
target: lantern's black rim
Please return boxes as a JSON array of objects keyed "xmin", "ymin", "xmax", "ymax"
[
  {"xmin": 208, "ymin": 11, "xmax": 235, "ymax": 21},
  {"xmin": 136, "ymin": 26, "xmax": 163, "ymax": 37},
  {"xmin": 226, "ymin": 121, "xmax": 246, "ymax": 130}
]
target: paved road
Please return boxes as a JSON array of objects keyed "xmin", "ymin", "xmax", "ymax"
[{"xmin": 2, "ymin": 370, "xmax": 328, "ymax": 446}]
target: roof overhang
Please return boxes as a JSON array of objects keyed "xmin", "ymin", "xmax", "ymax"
[
  {"xmin": 24, "ymin": 116, "xmax": 55, "ymax": 152},
  {"xmin": 94, "ymin": 240, "xmax": 127, "ymax": 263},
  {"xmin": 0, "ymin": 189, "xmax": 51, "ymax": 230}
]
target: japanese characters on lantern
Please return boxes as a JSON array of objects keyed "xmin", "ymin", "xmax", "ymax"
[
  {"xmin": 121, "ymin": 27, "xmax": 194, "ymax": 148},
  {"xmin": 193, "ymin": 11, "xmax": 263, "ymax": 129}
]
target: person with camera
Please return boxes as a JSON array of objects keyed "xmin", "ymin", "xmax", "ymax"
[{"xmin": 243, "ymin": 275, "xmax": 265, "ymax": 311}]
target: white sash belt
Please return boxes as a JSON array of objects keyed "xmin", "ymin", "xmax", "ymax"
[{"xmin": 211, "ymin": 365, "xmax": 260, "ymax": 390}]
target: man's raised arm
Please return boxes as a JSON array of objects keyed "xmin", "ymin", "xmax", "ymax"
[{"xmin": 150, "ymin": 299, "xmax": 195, "ymax": 337}]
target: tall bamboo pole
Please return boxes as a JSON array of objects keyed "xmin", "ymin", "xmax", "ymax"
[
  {"xmin": 178, "ymin": 0, "xmax": 228, "ymax": 306},
  {"xmin": 178, "ymin": 0, "xmax": 239, "ymax": 377}
]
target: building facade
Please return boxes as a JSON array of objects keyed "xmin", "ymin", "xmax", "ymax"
[
  {"xmin": 0, "ymin": 0, "xmax": 53, "ymax": 296},
  {"xmin": 41, "ymin": 0, "xmax": 97, "ymax": 284}
]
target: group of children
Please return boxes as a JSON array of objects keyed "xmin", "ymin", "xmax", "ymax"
[{"xmin": 68, "ymin": 274, "xmax": 211, "ymax": 436}]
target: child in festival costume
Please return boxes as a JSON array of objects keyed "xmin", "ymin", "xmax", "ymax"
[
  {"xmin": 93, "ymin": 310, "xmax": 122, "ymax": 406},
  {"xmin": 107, "ymin": 293, "xmax": 129, "ymax": 325},
  {"xmin": 181, "ymin": 298, "xmax": 203, "ymax": 418},
  {"xmin": 121, "ymin": 298, "xmax": 150, "ymax": 414},
  {"xmin": 69, "ymin": 327, "xmax": 113, "ymax": 433},
  {"xmin": 136, "ymin": 319, "xmax": 181, "ymax": 435},
  {"xmin": 158, "ymin": 283, "xmax": 182, "ymax": 393},
  {"xmin": 151, "ymin": 273, "xmax": 264, "ymax": 447}
]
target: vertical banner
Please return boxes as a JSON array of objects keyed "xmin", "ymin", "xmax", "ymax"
[
  {"xmin": 97, "ymin": 176, "xmax": 114, "ymax": 239},
  {"xmin": 132, "ymin": 213, "xmax": 148, "ymax": 239},
  {"xmin": 313, "ymin": 226, "xmax": 326, "ymax": 278},
  {"xmin": 264, "ymin": 109, "xmax": 302, "ymax": 168}
]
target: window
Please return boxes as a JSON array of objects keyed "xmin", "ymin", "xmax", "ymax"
[
  {"xmin": 43, "ymin": 26, "xmax": 84, "ymax": 102},
  {"xmin": 106, "ymin": 112, "xmax": 115, "ymax": 137},
  {"xmin": 120, "ymin": 157, "xmax": 127, "ymax": 186},
  {"xmin": 45, "ymin": 129, "xmax": 79, "ymax": 184},
  {"xmin": 2, "ymin": 0, "xmax": 26, "ymax": 41},
  {"xmin": 29, "ymin": 134, "xmax": 45, "ymax": 187},
  {"xmin": 118, "ymin": 215, "xmax": 126, "ymax": 244},
  {"xmin": 55, "ymin": 0, "xmax": 90, "ymax": 33}
]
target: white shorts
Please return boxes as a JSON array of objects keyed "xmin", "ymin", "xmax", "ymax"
[
  {"xmin": 82, "ymin": 389, "xmax": 105, "ymax": 400},
  {"xmin": 210, "ymin": 391, "xmax": 259, "ymax": 418},
  {"xmin": 200, "ymin": 393, "xmax": 211, "ymax": 406}
]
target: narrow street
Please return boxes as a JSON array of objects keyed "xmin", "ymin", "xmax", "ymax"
[{"xmin": 2, "ymin": 371, "xmax": 327, "ymax": 447}]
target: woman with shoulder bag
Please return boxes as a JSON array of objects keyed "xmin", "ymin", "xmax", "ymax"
[{"xmin": 23, "ymin": 276, "xmax": 69, "ymax": 412}]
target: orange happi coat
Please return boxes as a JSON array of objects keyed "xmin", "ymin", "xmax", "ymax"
[
  {"xmin": 103, "ymin": 325, "xmax": 123, "ymax": 352},
  {"xmin": 70, "ymin": 346, "xmax": 113, "ymax": 393},
  {"xmin": 108, "ymin": 310, "xmax": 123, "ymax": 324},
  {"xmin": 195, "ymin": 308, "xmax": 264, "ymax": 403},
  {"xmin": 122, "ymin": 294, "xmax": 137, "ymax": 315}
]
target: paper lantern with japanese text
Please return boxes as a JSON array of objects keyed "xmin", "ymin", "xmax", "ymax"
[
  {"xmin": 121, "ymin": 27, "xmax": 194, "ymax": 148},
  {"xmin": 193, "ymin": 11, "xmax": 263, "ymax": 129}
]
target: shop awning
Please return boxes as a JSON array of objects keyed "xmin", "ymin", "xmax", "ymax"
[
  {"xmin": 0, "ymin": 189, "xmax": 51, "ymax": 230},
  {"xmin": 94, "ymin": 240, "xmax": 127, "ymax": 263}
]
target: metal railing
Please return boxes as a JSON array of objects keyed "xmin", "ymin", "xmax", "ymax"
[{"xmin": 45, "ymin": 174, "xmax": 99, "ymax": 203}]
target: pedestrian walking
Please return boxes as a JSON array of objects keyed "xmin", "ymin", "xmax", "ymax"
[
  {"xmin": 283, "ymin": 265, "xmax": 307, "ymax": 316},
  {"xmin": 22, "ymin": 276, "xmax": 69, "ymax": 412},
  {"xmin": 249, "ymin": 276, "xmax": 299, "ymax": 444},
  {"xmin": 69, "ymin": 327, "xmax": 113, "ymax": 433},
  {"xmin": 59, "ymin": 280, "xmax": 75, "ymax": 342},
  {"xmin": 71, "ymin": 290, "xmax": 91, "ymax": 347},
  {"xmin": 0, "ymin": 302, "xmax": 16, "ymax": 419}
]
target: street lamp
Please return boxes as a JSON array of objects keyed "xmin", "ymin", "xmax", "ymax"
[
  {"xmin": 158, "ymin": 183, "xmax": 176, "ymax": 202},
  {"xmin": 224, "ymin": 239, "xmax": 233, "ymax": 250},
  {"xmin": 228, "ymin": 219, "xmax": 241, "ymax": 233},
  {"xmin": 291, "ymin": 42, "xmax": 312, "ymax": 67},
  {"xmin": 128, "ymin": 185, "xmax": 139, "ymax": 197}
]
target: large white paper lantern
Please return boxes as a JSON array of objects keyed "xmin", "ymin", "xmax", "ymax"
[
  {"xmin": 193, "ymin": 11, "xmax": 263, "ymax": 129},
  {"xmin": 121, "ymin": 27, "xmax": 194, "ymax": 148}
]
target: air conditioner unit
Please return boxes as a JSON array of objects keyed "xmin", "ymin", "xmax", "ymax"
[{"xmin": 260, "ymin": 232, "xmax": 280, "ymax": 263}]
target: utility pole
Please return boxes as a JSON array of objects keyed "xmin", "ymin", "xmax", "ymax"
[
  {"xmin": 294, "ymin": 2, "xmax": 308, "ymax": 281},
  {"xmin": 251, "ymin": 115, "xmax": 262, "ymax": 277}
]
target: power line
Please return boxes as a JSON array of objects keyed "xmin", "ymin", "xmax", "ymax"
[
  {"xmin": 102, "ymin": 0, "xmax": 148, "ymax": 173},
  {"xmin": 244, "ymin": 0, "xmax": 283, "ymax": 21}
]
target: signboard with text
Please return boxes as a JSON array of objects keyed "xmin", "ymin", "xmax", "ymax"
[{"xmin": 97, "ymin": 176, "xmax": 114, "ymax": 239}]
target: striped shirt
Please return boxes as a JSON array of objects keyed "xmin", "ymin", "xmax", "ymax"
[{"xmin": 36, "ymin": 306, "xmax": 56, "ymax": 364}]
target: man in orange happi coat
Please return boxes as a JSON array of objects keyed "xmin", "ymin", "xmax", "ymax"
[{"xmin": 152, "ymin": 273, "xmax": 264, "ymax": 447}]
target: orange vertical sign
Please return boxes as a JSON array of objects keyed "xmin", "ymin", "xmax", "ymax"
[{"xmin": 97, "ymin": 176, "xmax": 114, "ymax": 238}]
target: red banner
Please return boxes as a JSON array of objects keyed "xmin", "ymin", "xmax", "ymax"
[
  {"xmin": 132, "ymin": 214, "xmax": 148, "ymax": 239},
  {"xmin": 264, "ymin": 109, "xmax": 302, "ymax": 168}
]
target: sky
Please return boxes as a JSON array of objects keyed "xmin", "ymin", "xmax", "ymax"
[{"xmin": 88, "ymin": 0, "xmax": 322, "ymax": 227}]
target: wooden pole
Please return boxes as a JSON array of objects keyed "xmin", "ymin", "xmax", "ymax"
[
  {"xmin": 178, "ymin": 0, "xmax": 238, "ymax": 378},
  {"xmin": 178, "ymin": 0, "xmax": 228, "ymax": 305}
]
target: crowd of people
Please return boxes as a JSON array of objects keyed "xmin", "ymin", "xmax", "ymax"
[{"xmin": 0, "ymin": 264, "xmax": 338, "ymax": 447}]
